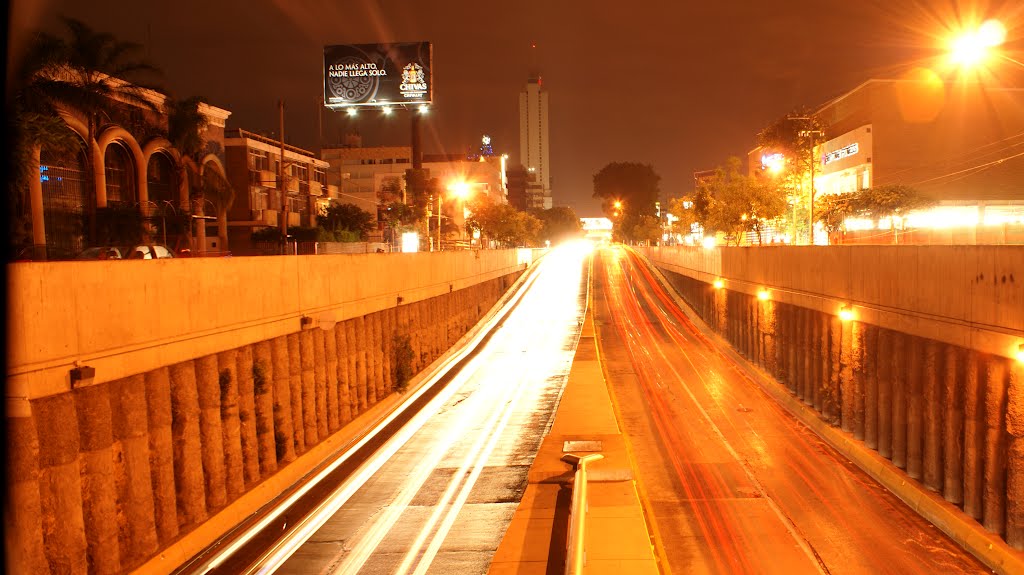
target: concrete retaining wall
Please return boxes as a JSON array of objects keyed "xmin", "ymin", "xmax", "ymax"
[
  {"xmin": 642, "ymin": 245, "xmax": 1024, "ymax": 550},
  {"xmin": 5, "ymin": 251, "xmax": 529, "ymax": 574},
  {"xmin": 7, "ymin": 249, "xmax": 531, "ymax": 402}
]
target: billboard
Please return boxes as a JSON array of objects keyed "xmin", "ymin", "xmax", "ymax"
[{"xmin": 323, "ymin": 42, "xmax": 432, "ymax": 108}]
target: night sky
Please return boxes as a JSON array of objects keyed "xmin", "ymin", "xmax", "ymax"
[{"xmin": 10, "ymin": 0, "xmax": 1020, "ymax": 216}]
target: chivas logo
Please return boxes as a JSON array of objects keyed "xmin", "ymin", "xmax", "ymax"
[{"xmin": 400, "ymin": 63, "xmax": 428, "ymax": 97}]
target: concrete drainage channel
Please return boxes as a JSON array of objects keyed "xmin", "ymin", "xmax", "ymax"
[{"xmin": 173, "ymin": 262, "xmax": 546, "ymax": 574}]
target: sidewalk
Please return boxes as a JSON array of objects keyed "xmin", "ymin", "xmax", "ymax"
[{"xmin": 488, "ymin": 311, "xmax": 660, "ymax": 574}]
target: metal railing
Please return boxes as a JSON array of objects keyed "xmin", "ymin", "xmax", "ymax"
[{"xmin": 561, "ymin": 453, "xmax": 604, "ymax": 575}]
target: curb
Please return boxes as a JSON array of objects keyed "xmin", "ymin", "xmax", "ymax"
[{"xmin": 635, "ymin": 248, "xmax": 1024, "ymax": 575}]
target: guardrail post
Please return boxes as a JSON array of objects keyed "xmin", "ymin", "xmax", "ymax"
[{"xmin": 561, "ymin": 453, "xmax": 603, "ymax": 575}]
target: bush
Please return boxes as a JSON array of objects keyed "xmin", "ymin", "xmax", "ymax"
[
  {"xmin": 392, "ymin": 334, "xmax": 414, "ymax": 393},
  {"xmin": 251, "ymin": 227, "xmax": 281, "ymax": 242}
]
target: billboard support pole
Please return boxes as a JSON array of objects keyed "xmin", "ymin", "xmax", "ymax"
[
  {"xmin": 411, "ymin": 110, "xmax": 422, "ymax": 170},
  {"xmin": 411, "ymin": 110, "xmax": 430, "ymax": 249}
]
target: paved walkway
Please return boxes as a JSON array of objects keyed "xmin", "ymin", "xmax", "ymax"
[{"xmin": 488, "ymin": 311, "xmax": 660, "ymax": 574}]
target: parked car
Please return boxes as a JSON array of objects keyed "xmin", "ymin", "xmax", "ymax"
[{"xmin": 75, "ymin": 245, "xmax": 176, "ymax": 260}]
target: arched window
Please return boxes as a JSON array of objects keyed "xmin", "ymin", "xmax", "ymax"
[
  {"xmin": 105, "ymin": 142, "xmax": 136, "ymax": 205},
  {"xmin": 147, "ymin": 152, "xmax": 176, "ymax": 206},
  {"xmin": 41, "ymin": 143, "xmax": 91, "ymax": 256}
]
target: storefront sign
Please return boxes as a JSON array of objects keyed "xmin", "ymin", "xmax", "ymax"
[{"xmin": 823, "ymin": 142, "xmax": 859, "ymax": 165}]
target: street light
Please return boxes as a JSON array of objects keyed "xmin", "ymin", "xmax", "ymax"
[
  {"xmin": 439, "ymin": 180, "xmax": 474, "ymax": 250},
  {"xmin": 949, "ymin": 19, "xmax": 1007, "ymax": 70}
]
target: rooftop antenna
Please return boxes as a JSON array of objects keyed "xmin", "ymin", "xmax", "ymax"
[{"xmin": 529, "ymin": 42, "xmax": 541, "ymax": 84}]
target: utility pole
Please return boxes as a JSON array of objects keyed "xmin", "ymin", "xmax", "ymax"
[
  {"xmin": 793, "ymin": 116, "xmax": 824, "ymax": 245},
  {"xmin": 809, "ymin": 141, "xmax": 816, "ymax": 245},
  {"xmin": 278, "ymin": 99, "xmax": 288, "ymax": 254}
]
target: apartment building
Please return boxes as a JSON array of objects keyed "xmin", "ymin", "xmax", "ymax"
[{"xmin": 224, "ymin": 128, "xmax": 335, "ymax": 248}]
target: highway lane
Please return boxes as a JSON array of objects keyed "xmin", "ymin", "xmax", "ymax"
[
  {"xmin": 593, "ymin": 246, "xmax": 987, "ymax": 575},
  {"xmin": 261, "ymin": 242, "xmax": 590, "ymax": 574}
]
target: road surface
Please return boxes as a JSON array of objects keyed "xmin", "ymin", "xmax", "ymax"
[
  {"xmin": 265, "ymin": 242, "xmax": 591, "ymax": 574},
  {"xmin": 592, "ymin": 246, "xmax": 986, "ymax": 575}
]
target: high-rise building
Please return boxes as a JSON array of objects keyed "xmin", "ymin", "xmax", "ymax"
[{"xmin": 519, "ymin": 72, "xmax": 552, "ymax": 209}]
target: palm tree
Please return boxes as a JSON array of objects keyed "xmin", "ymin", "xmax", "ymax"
[
  {"xmin": 203, "ymin": 166, "xmax": 236, "ymax": 250},
  {"xmin": 9, "ymin": 17, "xmax": 161, "ymax": 255},
  {"xmin": 167, "ymin": 97, "xmax": 236, "ymax": 251},
  {"xmin": 33, "ymin": 17, "xmax": 160, "ymax": 146}
]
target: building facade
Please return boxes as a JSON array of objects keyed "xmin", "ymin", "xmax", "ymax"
[
  {"xmin": 506, "ymin": 164, "xmax": 546, "ymax": 210},
  {"xmin": 815, "ymin": 79, "xmax": 1024, "ymax": 243},
  {"xmin": 519, "ymin": 75, "xmax": 552, "ymax": 209},
  {"xmin": 320, "ymin": 139, "xmax": 411, "ymax": 214},
  {"xmin": 224, "ymin": 128, "xmax": 335, "ymax": 250},
  {"xmin": 22, "ymin": 77, "xmax": 231, "ymax": 258}
]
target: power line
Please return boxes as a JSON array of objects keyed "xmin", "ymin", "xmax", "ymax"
[{"xmin": 909, "ymin": 148, "xmax": 1024, "ymax": 186}]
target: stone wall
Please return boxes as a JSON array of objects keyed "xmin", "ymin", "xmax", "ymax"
[
  {"xmin": 641, "ymin": 245, "xmax": 1024, "ymax": 550},
  {"xmin": 6, "ymin": 251, "xmax": 529, "ymax": 574}
]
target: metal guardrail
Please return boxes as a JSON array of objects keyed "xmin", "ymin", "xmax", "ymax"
[{"xmin": 561, "ymin": 453, "xmax": 604, "ymax": 575}]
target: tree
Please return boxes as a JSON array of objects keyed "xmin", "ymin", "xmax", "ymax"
[
  {"xmin": 26, "ymin": 17, "xmax": 160, "ymax": 155},
  {"xmin": 757, "ymin": 108, "xmax": 827, "ymax": 243},
  {"xmin": 202, "ymin": 167, "xmax": 236, "ymax": 247},
  {"xmin": 381, "ymin": 201, "xmax": 424, "ymax": 237},
  {"xmin": 666, "ymin": 196, "xmax": 701, "ymax": 240},
  {"xmin": 692, "ymin": 157, "xmax": 787, "ymax": 245},
  {"xmin": 532, "ymin": 206, "xmax": 582, "ymax": 245},
  {"xmin": 317, "ymin": 201, "xmax": 375, "ymax": 241},
  {"xmin": 853, "ymin": 184, "xmax": 935, "ymax": 223},
  {"xmin": 814, "ymin": 185, "xmax": 934, "ymax": 243},
  {"xmin": 815, "ymin": 193, "xmax": 856, "ymax": 235},
  {"xmin": 631, "ymin": 215, "xmax": 662, "ymax": 245},
  {"xmin": 466, "ymin": 198, "xmax": 541, "ymax": 248},
  {"xmin": 592, "ymin": 162, "xmax": 661, "ymax": 242},
  {"xmin": 167, "ymin": 96, "xmax": 238, "ymax": 250}
]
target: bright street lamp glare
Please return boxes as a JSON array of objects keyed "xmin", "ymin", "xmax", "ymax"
[
  {"xmin": 613, "ymin": 200, "xmax": 622, "ymax": 209},
  {"xmin": 702, "ymin": 236, "xmax": 716, "ymax": 249},
  {"xmin": 949, "ymin": 19, "xmax": 1005, "ymax": 69},
  {"xmin": 951, "ymin": 34, "xmax": 987, "ymax": 67},
  {"xmin": 979, "ymin": 19, "xmax": 1007, "ymax": 48},
  {"xmin": 448, "ymin": 181, "xmax": 471, "ymax": 198}
]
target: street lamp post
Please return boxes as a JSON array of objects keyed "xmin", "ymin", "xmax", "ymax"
[{"xmin": 441, "ymin": 181, "xmax": 472, "ymax": 250}]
